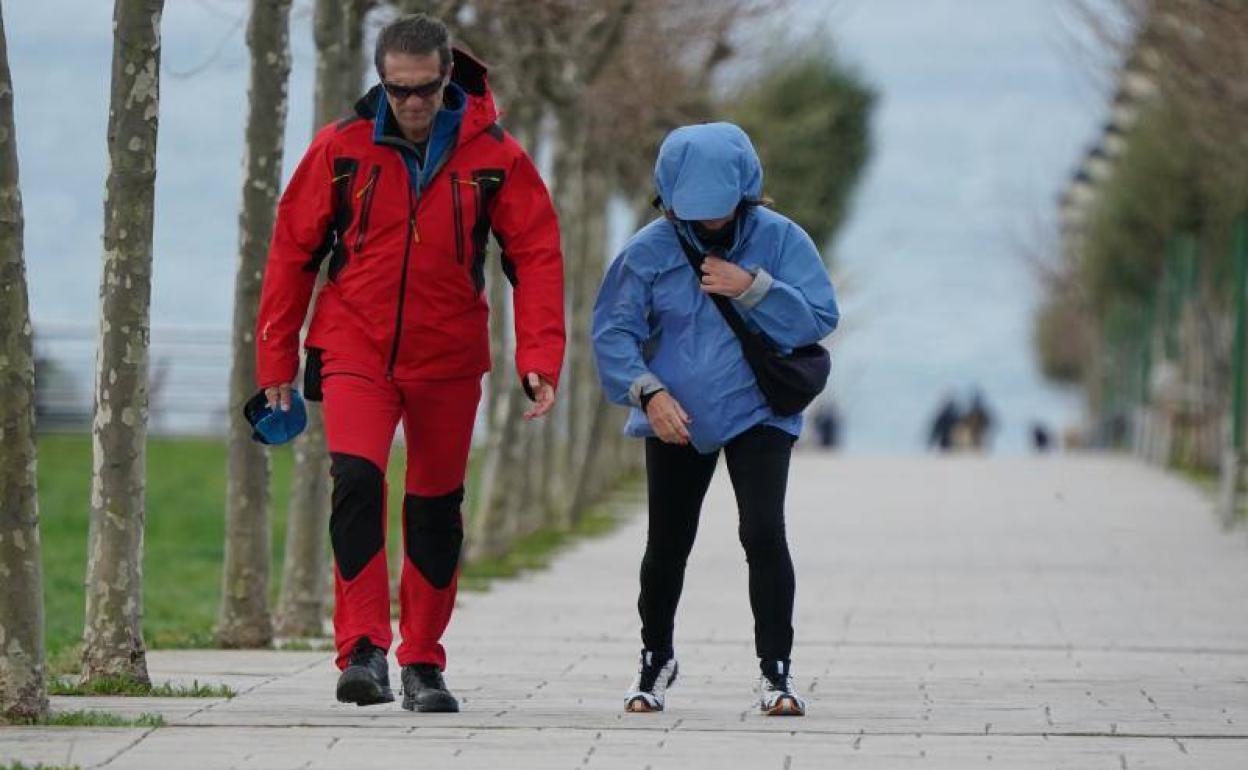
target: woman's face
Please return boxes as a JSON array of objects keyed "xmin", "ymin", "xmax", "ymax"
[{"xmin": 696, "ymin": 215, "xmax": 734, "ymax": 231}]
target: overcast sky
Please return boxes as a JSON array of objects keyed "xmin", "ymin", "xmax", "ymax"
[{"xmin": 8, "ymin": 0, "xmax": 1115, "ymax": 451}]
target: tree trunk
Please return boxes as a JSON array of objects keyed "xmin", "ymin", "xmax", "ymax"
[
  {"xmin": 341, "ymin": 0, "xmax": 369, "ymax": 103},
  {"xmin": 546, "ymin": 108, "xmax": 590, "ymax": 529},
  {"xmin": 312, "ymin": 0, "xmax": 347, "ymax": 124},
  {"xmin": 563, "ymin": 153, "xmax": 611, "ymax": 526},
  {"xmin": 275, "ymin": 416, "xmax": 331, "ymax": 636},
  {"xmin": 274, "ymin": 0, "xmax": 368, "ymax": 638},
  {"xmin": 81, "ymin": 0, "xmax": 165, "ymax": 684},
  {"xmin": 218, "ymin": 0, "xmax": 293, "ymax": 649},
  {"xmin": 313, "ymin": 0, "xmax": 368, "ymax": 123},
  {"xmin": 467, "ymin": 377, "xmax": 525, "ymax": 561},
  {"xmin": 467, "ymin": 112, "xmax": 543, "ymax": 563},
  {"xmin": 0, "ymin": 2, "xmax": 48, "ymax": 722}
]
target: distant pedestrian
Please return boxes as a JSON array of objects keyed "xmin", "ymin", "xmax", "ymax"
[
  {"xmin": 1031, "ymin": 422, "xmax": 1052, "ymax": 452},
  {"xmin": 963, "ymin": 389, "xmax": 995, "ymax": 450},
  {"xmin": 813, "ymin": 401, "xmax": 841, "ymax": 450},
  {"xmin": 593, "ymin": 122, "xmax": 839, "ymax": 717},
  {"xmin": 928, "ymin": 395, "xmax": 960, "ymax": 451}
]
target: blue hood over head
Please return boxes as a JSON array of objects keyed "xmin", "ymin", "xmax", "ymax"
[{"xmin": 654, "ymin": 122, "xmax": 763, "ymax": 221}]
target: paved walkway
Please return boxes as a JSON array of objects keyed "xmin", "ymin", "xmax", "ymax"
[{"xmin": 7, "ymin": 454, "xmax": 1248, "ymax": 768}]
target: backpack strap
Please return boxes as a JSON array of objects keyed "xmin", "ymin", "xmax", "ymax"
[{"xmin": 670, "ymin": 221, "xmax": 761, "ymax": 348}]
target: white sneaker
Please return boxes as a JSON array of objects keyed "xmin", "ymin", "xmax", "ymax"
[
  {"xmin": 758, "ymin": 659, "xmax": 806, "ymax": 716},
  {"xmin": 624, "ymin": 650, "xmax": 678, "ymax": 712}
]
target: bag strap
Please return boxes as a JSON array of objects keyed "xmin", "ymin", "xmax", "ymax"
[{"xmin": 670, "ymin": 222, "xmax": 763, "ymax": 349}]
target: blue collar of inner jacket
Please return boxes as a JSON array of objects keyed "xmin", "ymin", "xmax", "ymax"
[
  {"xmin": 673, "ymin": 206, "xmax": 751, "ymax": 260},
  {"xmin": 373, "ymin": 81, "xmax": 467, "ymax": 192}
]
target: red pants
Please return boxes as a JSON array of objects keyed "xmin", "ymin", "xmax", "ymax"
[{"xmin": 320, "ymin": 353, "xmax": 481, "ymax": 670}]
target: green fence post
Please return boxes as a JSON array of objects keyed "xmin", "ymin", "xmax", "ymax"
[
  {"xmin": 1217, "ymin": 215, "xmax": 1248, "ymax": 527},
  {"xmin": 1139, "ymin": 297, "xmax": 1154, "ymax": 406},
  {"xmin": 1231, "ymin": 216, "xmax": 1247, "ymax": 454},
  {"xmin": 1161, "ymin": 236, "xmax": 1181, "ymax": 360},
  {"xmin": 1132, "ymin": 298, "xmax": 1154, "ymax": 456}
]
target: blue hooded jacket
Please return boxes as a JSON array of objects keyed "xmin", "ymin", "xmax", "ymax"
[{"xmin": 592, "ymin": 122, "xmax": 840, "ymax": 453}]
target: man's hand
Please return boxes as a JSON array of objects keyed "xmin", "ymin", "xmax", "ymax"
[
  {"xmin": 265, "ymin": 383, "xmax": 293, "ymax": 412},
  {"xmin": 523, "ymin": 372, "xmax": 556, "ymax": 420},
  {"xmin": 645, "ymin": 391, "xmax": 692, "ymax": 445},
  {"xmin": 700, "ymin": 255, "xmax": 753, "ymax": 298}
]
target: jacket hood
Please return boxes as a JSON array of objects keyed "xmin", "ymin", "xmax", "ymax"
[{"xmin": 654, "ymin": 122, "xmax": 763, "ymax": 221}]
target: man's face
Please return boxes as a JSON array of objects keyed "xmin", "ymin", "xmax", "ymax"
[{"xmin": 381, "ymin": 52, "xmax": 448, "ymax": 142}]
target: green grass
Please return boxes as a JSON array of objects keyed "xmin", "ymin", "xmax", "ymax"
[
  {"xmin": 1176, "ymin": 463, "xmax": 1218, "ymax": 491},
  {"xmin": 0, "ymin": 763, "xmax": 82, "ymax": 770},
  {"xmin": 1174, "ymin": 463, "xmax": 1248, "ymax": 519},
  {"xmin": 41, "ymin": 434, "xmax": 305, "ymax": 667},
  {"xmin": 48, "ymin": 676, "xmax": 234, "ymax": 698},
  {"xmin": 8, "ymin": 710, "xmax": 164, "ymax": 728}
]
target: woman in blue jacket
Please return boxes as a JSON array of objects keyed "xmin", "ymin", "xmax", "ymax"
[{"xmin": 592, "ymin": 123, "xmax": 839, "ymax": 716}]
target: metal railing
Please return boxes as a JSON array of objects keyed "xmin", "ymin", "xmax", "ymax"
[{"xmin": 34, "ymin": 324, "xmax": 232, "ymax": 436}]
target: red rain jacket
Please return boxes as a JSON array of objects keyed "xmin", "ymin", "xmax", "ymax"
[{"xmin": 255, "ymin": 50, "xmax": 565, "ymax": 392}]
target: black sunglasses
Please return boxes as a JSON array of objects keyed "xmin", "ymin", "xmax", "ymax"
[{"xmin": 381, "ymin": 73, "xmax": 447, "ymax": 102}]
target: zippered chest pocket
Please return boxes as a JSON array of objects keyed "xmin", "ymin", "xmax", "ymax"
[
  {"xmin": 352, "ymin": 164, "xmax": 382, "ymax": 252},
  {"xmin": 450, "ymin": 171, "xmax": 469, "ymax": 265},
  {"xmin": 449, "ymin": 169, "xmax": 506, "ymax": 293}
]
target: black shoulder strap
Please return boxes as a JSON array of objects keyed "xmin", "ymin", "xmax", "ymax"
[{"xmin": 670, "ymin": 222, "xmax": 760, "ymax": 348}]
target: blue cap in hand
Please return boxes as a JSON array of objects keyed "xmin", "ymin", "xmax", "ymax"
[{"xmin": 243, "ymin": 389, "xmax": 308, "ymax": 445}]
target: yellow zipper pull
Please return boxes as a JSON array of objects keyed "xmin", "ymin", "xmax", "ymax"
[{"xmin": 412, "ymin": 218, "xmax": 420, "ymax": 243}]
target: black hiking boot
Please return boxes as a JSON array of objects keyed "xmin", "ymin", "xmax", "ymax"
[
  {"xmin": 401, "ymin": 663, "xmax": 460, "ymax": 713},
  {"xmin": 335, "ymin": 638, "xmax": 395, "ymax": 706}
]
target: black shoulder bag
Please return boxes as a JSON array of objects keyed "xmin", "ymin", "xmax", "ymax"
[{"xmin": 673, "ymin": 223, "xmax": 831, "ymax": 417}]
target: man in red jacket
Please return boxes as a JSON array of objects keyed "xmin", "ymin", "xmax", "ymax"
[{"xmin": 255, "ymin": 14, "xmax": 565, "ymax": 713}]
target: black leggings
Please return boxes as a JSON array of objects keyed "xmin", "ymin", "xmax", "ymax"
[{"xmin": 639, "ymin": 424, "xmax": 796, "ymax": 662}]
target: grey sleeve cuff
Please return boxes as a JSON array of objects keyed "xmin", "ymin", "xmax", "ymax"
[
  {"xmin": 628, "ymin": 372, "xmax": 666, "ymax": 408},
  {"xmin": 735, "ymin": 267, "xmax": 774, "ymax": 309}
]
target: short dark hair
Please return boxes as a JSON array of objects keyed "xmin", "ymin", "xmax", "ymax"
[{"xmin": 374, "ymin": 14, "xmax": 452, "ymax": 78}]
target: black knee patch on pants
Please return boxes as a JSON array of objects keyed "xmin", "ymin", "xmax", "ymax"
[
  {"xmin": 329, "ymin": 453, "xmax": 386, "ymax": 581},
  {"xmin": 403, "ymin": 487, "xmax": 464, "ymax": 589}
]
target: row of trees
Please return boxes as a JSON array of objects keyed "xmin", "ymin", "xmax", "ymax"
[
  {"xmin": 1036, "ymin": 0, "xmax": 1247, "ymax": 475},
  {"xmin": 1, "ymin": 0, "xmax": 873, "ymax": 721}
]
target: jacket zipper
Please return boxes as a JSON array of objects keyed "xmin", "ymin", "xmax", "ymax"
[
  {"xmin": 386, "ymin": 138, "xmax": 458, "ymax": 377},
  {"xmin": 353, "ymin": 165, "xmax": 380, "ymax": 252},
  {"xmin": 387, "ymin": 181, "xmax": 416, "ymax": 378},
  {"xmin": 450, "ymin": 171, "xmax": 465, "ymax": 265}
]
